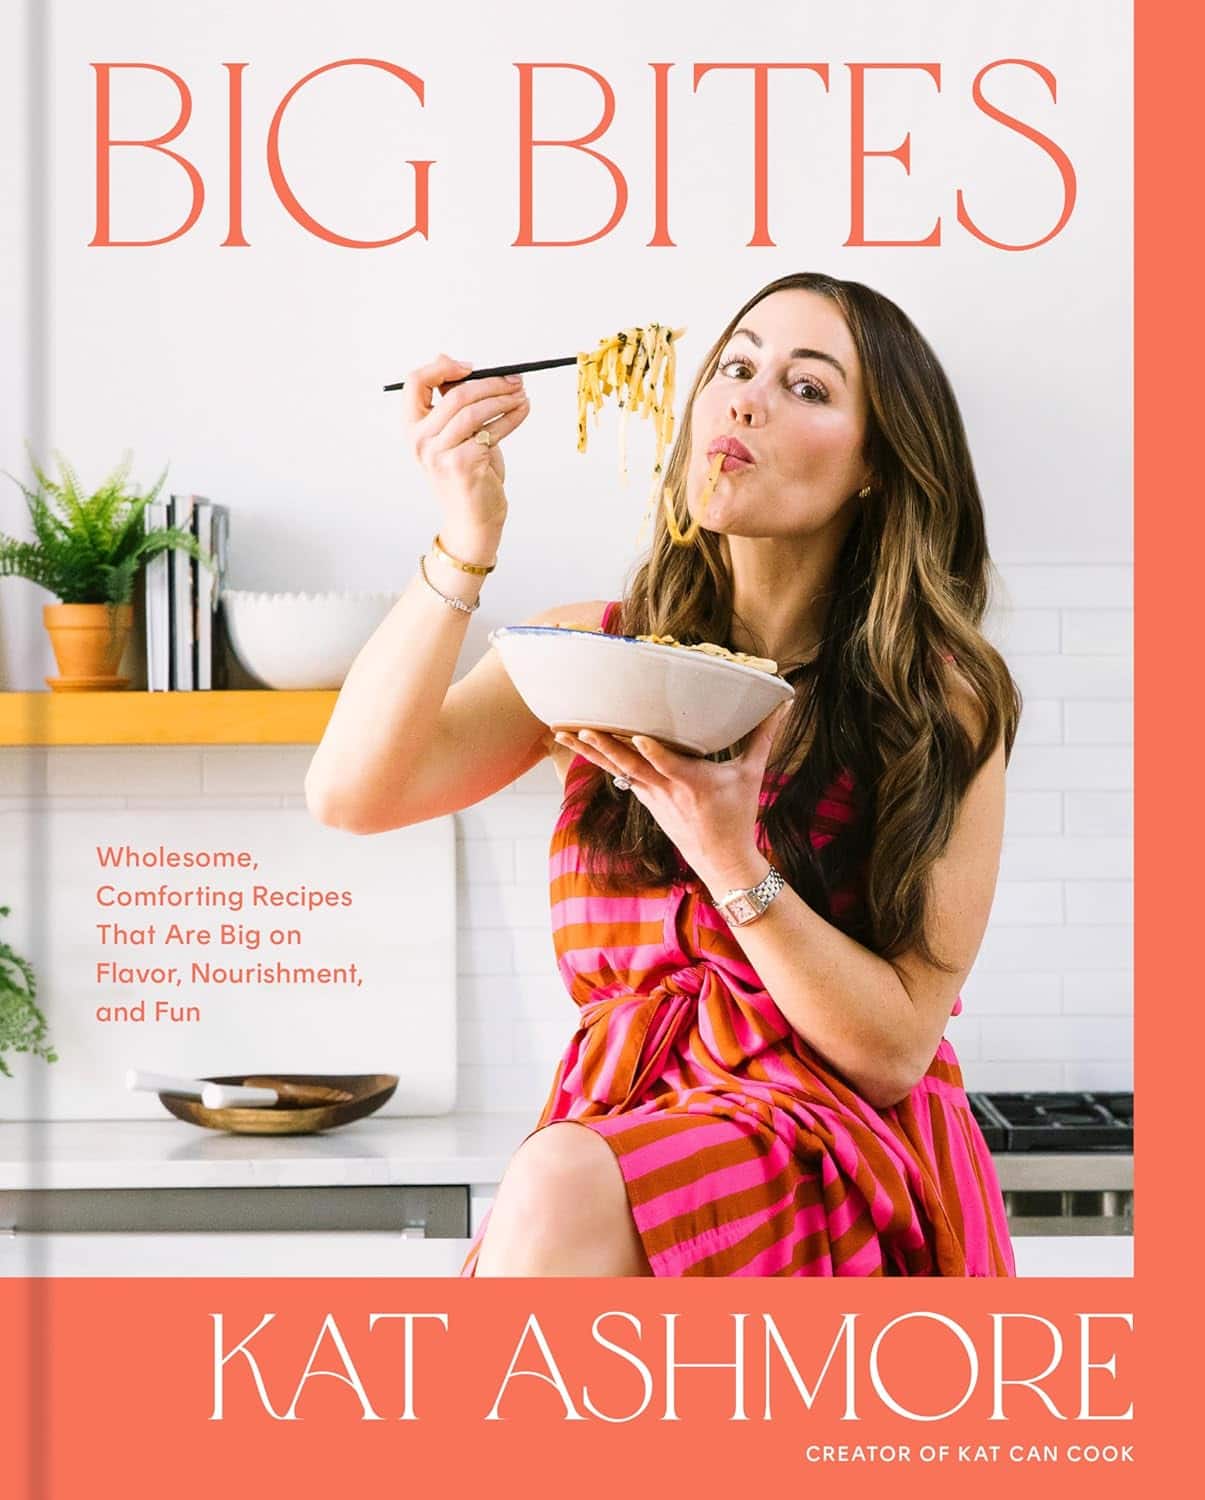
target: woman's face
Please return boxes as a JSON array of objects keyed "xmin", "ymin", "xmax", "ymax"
[{"xmin": 686, "ymin": 288, "xmax": 873, "ymax": 539}]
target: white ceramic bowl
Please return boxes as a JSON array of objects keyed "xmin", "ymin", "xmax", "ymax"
[
  {"xmin": 222, "ymin": 591, "xmax": 399, "ymax": 690},
  {"xmin": 489, "ymin": 625, "xmax": 795, "ymax": 756}
]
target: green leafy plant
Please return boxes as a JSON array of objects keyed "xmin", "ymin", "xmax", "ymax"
[
  {"xmin": 0, "ymin": 446, "xmax": 207, "ymax": 606},
  {"xmin": 0, "ymin": 906, "xmax": 56, "ymax": 1078}
]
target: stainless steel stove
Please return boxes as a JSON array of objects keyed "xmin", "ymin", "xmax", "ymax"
[{"xmin": 975, "ymin": 1092, "xmax": 1133, "ymax": 1237}]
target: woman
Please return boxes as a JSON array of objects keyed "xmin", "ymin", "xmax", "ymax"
[{"xmin": 306, "ymin": 271, "xmax": 1022, "ymax": 1277}]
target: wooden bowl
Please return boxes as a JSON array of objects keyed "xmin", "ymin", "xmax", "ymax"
[{"xmin": 157, "ymin": 1073, "xmax": 399, "ymax": 1135}]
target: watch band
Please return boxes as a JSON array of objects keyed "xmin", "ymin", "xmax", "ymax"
[{"xmin": 715, "ymin": 863, "xmax": 786, "ymax": 927}]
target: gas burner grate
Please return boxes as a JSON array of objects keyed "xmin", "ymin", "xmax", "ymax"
[{"xmin": 969, "ymin": 1091, "xmax": 1133, "ymax": 1151}]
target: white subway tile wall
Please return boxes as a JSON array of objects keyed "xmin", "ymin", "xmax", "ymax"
[{"xmin": 2, "ymin": 563, "xmax": 1133, "ymax": 1109}]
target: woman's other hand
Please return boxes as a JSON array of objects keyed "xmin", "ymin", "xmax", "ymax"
[{"xmin": 554, "ymin": 700, "xmax": 793, "ymax": 896}]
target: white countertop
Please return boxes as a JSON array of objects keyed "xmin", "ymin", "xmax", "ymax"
[
  {"xmin": 0, "ymin": 1114, "xmax": 1135, "ymax": 1194},
  {"xmin": 0, "ymin": 1232, "xmax": 1132, "ymax": 1278},
  {"xmin": 0, "ymin": 1115, "xmax": 1133, "ymax": 1279},
  {"xmin": 0, "ymin": 1112, "xmax": 536, "ymax": 1190},
  {"xmin": 0, "ymin": 1232, "xmax": 475, "ymax": 1277}
]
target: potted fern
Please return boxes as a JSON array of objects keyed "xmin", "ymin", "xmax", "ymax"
[
  {"xmin": 0, "ymin": 448, "xmax": 207, "ymax": 690},
  {"xmin": 0, "ymin": 906, "xmax": 55, "ymax": 1078}
]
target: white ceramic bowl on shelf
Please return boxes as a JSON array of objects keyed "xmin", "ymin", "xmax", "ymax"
[
  {"xmin": 221, "ymin": 591, "xmax": 399, "ymax": 690},
  {"xmin": 488, "ymin": 625, "xmax": 795, "ymax": 756}
]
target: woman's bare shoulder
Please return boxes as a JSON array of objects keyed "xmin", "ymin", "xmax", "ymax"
[{"xmin": 937, "ymin": 655, "xmax": 999, "ymax": 757}]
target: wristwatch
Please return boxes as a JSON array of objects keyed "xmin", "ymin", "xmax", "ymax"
[{"xmin": 713, "ymin": 862, "xmax": 786, "ymax": 927}]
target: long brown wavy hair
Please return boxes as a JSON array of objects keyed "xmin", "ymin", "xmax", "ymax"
[{"xmin": 565, "ymin": 271, "xmax": 1023, "ymax": 972}]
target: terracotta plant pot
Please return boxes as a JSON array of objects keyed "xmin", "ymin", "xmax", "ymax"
[{"xmin": 43, "ymin": 602, "xmax": 134, "ymax": 691}]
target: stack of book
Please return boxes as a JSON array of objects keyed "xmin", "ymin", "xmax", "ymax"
[{"xmin": 142, "ymin": 495, "xmax": 230, "ymax": 691}]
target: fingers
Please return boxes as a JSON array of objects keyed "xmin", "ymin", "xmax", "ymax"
[
  {"xmin": 555, "ymin": 730, "xmax": 620, "ymax": 775},
  {"xmin": 470, "ymin": 394, "xmax": 530, "ymax": 449},
  {"xmin": 400, "ymin": 353, "xmax": 472, "ymax": 425},
  {"xmin": 430, "ymin": 385, "xmax": 529, "ymax": 452},
  {"xmin": 627, "ymin": 735, "xmax": 681, "ymax": 780},
  {"xmin": 409, "ymin": 378, "xmax": 528, "ymax": 466},
  {"xmin": 425, "ymin": 372, "xmax": 525, "ymax": 435},
  {"xmin": 554, "ymin": 731, "xmax": 622, "ymax": 780},
  {"xmin": 560, "ymin": 730, "xmax": 669, "ymax": 791},
  {"xmin": 747, "ymin": 701, "xmax": 790, "ymax": 755},
  {"xmin": 400, "ymin": 352, "xmax": 530, "ymax": 455}
]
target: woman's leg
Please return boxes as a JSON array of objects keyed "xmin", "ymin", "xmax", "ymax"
[{"xmin": 474, "ymin": 1121, "xmax": 654, "ymax": 1277}]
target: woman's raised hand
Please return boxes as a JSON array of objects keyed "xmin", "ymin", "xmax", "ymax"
[{"xmin": 401, "ymin": 353, "xmax": 530, "ymax": 551}]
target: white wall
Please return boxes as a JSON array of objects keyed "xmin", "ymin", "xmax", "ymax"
[{"xmin": 0, "ymin": 0, "xmax": 1133, "ymax": 1097}]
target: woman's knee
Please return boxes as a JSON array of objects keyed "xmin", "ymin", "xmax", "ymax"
[
  {"xmin": 497, "ymin": 1123, "xmax": 622, "ymax": 1229},
  {"xmin": 479, "ymin": 1122, "xmax": 647, "ymax": 1273}
]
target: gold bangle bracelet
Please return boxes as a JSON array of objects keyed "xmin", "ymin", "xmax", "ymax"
[{"xmin": 431, "ymin": 532, "xmax": 497, "ymax": 576}]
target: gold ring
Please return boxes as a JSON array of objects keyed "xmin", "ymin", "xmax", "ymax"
[{"xmin": 474, "ymin": 428, "xmax": 492, "ymax": 448}]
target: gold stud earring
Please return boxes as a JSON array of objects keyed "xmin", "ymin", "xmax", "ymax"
[{"xmin": 858, "ymin": 483, "xmax": 872, "ymax": 499}]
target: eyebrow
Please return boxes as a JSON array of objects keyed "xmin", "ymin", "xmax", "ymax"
[{"xmin": 728, "ymin": 326, "xmax": 848, "ymax": 384}]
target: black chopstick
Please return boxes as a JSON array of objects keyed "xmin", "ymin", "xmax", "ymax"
[{"xmin": 383, "ymin": 355, "xmax": 578, "ymax": 394}]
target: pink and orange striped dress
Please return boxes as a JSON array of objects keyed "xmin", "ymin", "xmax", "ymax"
[{"xmin": 460, "ymin": 603, "xmax": 1015, "ymax": 1277}]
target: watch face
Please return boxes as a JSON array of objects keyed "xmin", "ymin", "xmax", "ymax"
[{"xmin": 728, "ymin": 894, "xmax": 758, "ymax": 924}]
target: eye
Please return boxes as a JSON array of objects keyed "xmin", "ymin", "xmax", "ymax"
[{"xmin": 716, "ymin": 356, "xmax": 829, "ymax": 403}]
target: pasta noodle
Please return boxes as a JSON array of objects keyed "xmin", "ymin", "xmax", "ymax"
[
  {"xmin": 576, "ymin": 324, "xmax": 679, "ymax": 486},
  {"xmin": 664, "ymin": 451, "xmax": 724, "ymax": 547},
  {"xmin": 634, "ymin": 635, "xmax": 779, "ymax": 675},
  {"xmin": 547, "ymin": 621, "xmax": 781, "ymax": 677},
  {"xmin": 578, "ymin": 323, "xmax": 720, "ymax": 549},
  {"xmin": 566, "ymin": 327, "xmax": 775, "ymax": 665}
]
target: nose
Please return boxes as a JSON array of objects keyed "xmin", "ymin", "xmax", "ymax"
[{"xmin": 728, "ymin": 383, "xmax": 766, "ymax": 428}]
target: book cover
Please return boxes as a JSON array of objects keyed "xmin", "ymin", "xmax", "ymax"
[
  {"xmin": 167, "ymin": 492, "xmax": 201, "ymax": 691},
  {"xmin": 142, "ymin": 497, "xmax": 170, "ymax": 691},
  {"xmin": 192, "ymin": 499, "xmax": 228, "ymax": 690},
  {"xmin": 209, "ymin": 503, "xmax": 232, "ymax": 690},
  {"xmin": 0, "ymin": 0, "xmax": 1175, "ymax": 1494}
]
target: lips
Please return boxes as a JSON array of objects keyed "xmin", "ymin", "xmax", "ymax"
[{"xmin": 706, "ymin": 435, "xmax": 755, "ymax": 470}]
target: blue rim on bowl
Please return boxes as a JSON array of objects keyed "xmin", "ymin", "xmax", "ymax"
[{"xmin": 488, "ymin": 625, "xmax": 792, "ymax": 686}]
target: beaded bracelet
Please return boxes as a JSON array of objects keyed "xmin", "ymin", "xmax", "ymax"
[
  {"xmin": 418, "ymin": 553, "xmax": 479, "ymax": 613},
  {"xmin": 431, "ymin": 532, "xmax": 497, "ymax": 576}
]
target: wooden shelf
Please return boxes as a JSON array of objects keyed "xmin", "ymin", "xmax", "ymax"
[{"xmin": 0, "ymin": 691, "xmax": 338, "ymax": 746}]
